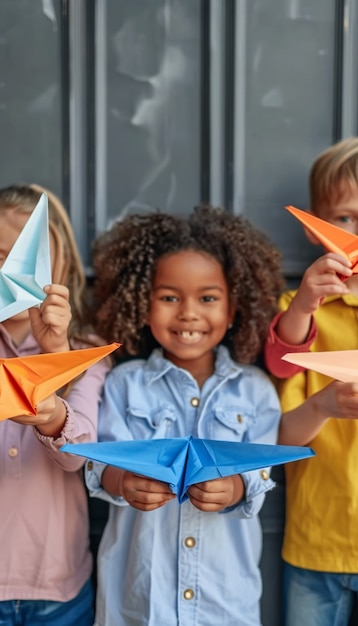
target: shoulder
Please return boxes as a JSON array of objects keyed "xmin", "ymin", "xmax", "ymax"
[
  {"xmin": 221, "ymin": 361, "xmax": 281, "ymax": 416},
  {"xmin": 218, "ymin": 347, "xmax": 277, "ymax": 394},
  {"xmin": 240, "ymin": 362, "xmax": 277, "ymax": 391},
  {"xmin": 106, "ymin": 357, "xmax": 148, "ymax": 381},
  {"xmin": 100, "ymin": 359, "xmax": 148, "ymax": 408},
  {"xmin": 240, "ymin": 365, "xmax": 281, "ymax": 412},
  {"xmin": 70, "ymin": 333, "xmax": 108, "ymax": 349}
]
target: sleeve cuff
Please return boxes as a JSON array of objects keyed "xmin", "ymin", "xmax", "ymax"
[
  {"xmin": 33, "ymin": 399, "xmax": 75, "ymax": 449},
  {"xmin": 85, "ymin": 460, "xmax": 128, "ymax": 506},
  {"xmin": 222, "ymin": 469, "xmax": 276, "ymax": 517},
  {"xmin": 265, "ymin": 311, "xmax": 317, "ymax": 378},
  {"xmin": 270, "ymin": 311, "xmax": 317, "ymax": 348}
]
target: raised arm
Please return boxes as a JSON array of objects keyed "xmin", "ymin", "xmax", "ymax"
[{"xmin": 265, "ymin": 252, "xmax": 352, "ymax": 379}]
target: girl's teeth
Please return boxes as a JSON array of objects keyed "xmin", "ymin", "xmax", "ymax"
[{"xmin": 180, "ymin": 331, "xmax": 201, "ymax": 340}]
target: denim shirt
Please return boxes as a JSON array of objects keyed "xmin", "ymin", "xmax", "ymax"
[{"xmin": 86, "ymin": 346, "xmax": 281, "ymax": 626}]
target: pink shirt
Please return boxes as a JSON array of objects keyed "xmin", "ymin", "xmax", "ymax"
[
  {"xmin": 0, "ymin": 326, "xmax": 110, "ymax": 602},
  {"xmin": 264, "ymin": 310, "xmax": 317, "ymax": 378}
]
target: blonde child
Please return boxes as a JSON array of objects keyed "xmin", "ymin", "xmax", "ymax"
[
  {"xmin": 0, "ymin": 184, "xmax": 111, "ymax": 626},
  {"xmin": 86, "ymin": 204, "xmax": 284, "ymax": 626},
  {"xmin": 264, "ymin": 137, "xmax": 358, "ymax": 626}
]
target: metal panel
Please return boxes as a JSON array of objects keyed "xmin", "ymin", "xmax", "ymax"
[
  {"xmin": 0, "ymin": 0, "xmax": 63, "ymax": 194},
  {"xmin": 208, "ymin": 1, "xmax": 226, "ymax": 207},
  {"xmin": 231, "ymin": 0, "xmax": 338, "ymax": 279},
  {"xmin": 94, "ymin": 0, "xmax": 202, "ymax": 230},
  {"xmin": 341, "ymin": 0, "xmax": 358, "ymax": 137},
  {"xmin": 68, "ymin": 0, "xmax": 89, "ymax": 264}
]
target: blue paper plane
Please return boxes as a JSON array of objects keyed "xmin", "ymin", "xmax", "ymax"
[
  {"xmin": 0, "ymin": 193, "xmax": 51, "ymax": 322},
  {"xmin": 61, "ymin": 436, "xmax": 315, "ymax": 503}
]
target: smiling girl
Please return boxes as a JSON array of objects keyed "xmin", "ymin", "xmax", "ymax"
[{"xmin": 86, "ymin": 204, "xmax": 284, "ymax": 626}]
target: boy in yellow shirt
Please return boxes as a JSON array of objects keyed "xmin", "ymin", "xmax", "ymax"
[{"xmin": 265, "ymin": 137, "xmax": 358, "ymax": 626}]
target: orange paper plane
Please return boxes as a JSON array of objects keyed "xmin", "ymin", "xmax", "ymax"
[
  {"xmin": 285, "ymin": 205, "xmax": 358, "ymax": 275},
  {"xmin": 282, "ymin": 350, "xmax": 358, "ymax": 383},
  {"xmin": 0, "ymin": 342, "xmax": 120, "ymax": 421}
]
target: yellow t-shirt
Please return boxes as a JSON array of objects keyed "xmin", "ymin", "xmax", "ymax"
[{"xmin": 277, "ymin": 290, "xmax": 358, "ymax": 572}]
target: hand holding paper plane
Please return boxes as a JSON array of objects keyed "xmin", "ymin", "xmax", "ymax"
[
  {"xmin": 0, "ymin": 193, "xmax": 52, "ymax": 322},
  {"xmin": 0, "ymin": 342, "xmax": 120, "ymax": 421},
  {"xmin": 61, "ymin": 436, "xmax": 314, "ymax": 503},
  {"xmin": 285, "ymin": 205, "xmax": 358, "ymax": 276}
]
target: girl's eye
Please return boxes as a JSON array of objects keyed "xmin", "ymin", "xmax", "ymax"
[
  {"xmin": 201, "ymin": 295, "xmax": 217, "ymax": 302},
  {"xmin": 161, "ymin": 295, "xmax": 178, "ymax": 302},
  {"xmin": 337, "ymin": 215, "xmax": 354, "ymax": 224}
]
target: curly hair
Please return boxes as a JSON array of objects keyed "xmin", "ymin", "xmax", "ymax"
[{"xmin": 93, "ymin": 204, "xmax": 284, "ymax": 364}]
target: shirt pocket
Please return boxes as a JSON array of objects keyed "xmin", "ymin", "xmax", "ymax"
[
  {"xmin": 126, "ymin": 405, "xmax": 177, "ymax": 439},
  {"xmin": 208, "ymin": 406, "xmax": 252, "ymax": 442}
]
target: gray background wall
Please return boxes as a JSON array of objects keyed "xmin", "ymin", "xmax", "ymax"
[{"xmin": 1, "ymin": 1, "xmax": 358, "ymax": 624}]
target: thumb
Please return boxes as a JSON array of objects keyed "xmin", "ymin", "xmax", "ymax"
[{"xmin": 28, "ymin": 305, "xmax": 42, "ymax": 329}]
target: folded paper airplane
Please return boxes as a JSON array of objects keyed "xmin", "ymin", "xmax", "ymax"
[
  {"xmin": 0, "ymin": 193, "xmax": 52, "ymax": 322},
  {"xmin": 285, "ymin": 205, "xmax": 358, "ymax": 277},
  {"xmin": 0, "ymin": 342, "xmax": 120, "ymax": 421},
  {"xmin": 282, "ymin": 350, "xmax": 358, "ymax": 382},
  {"xmin": 61, "ymin": 436, "xmax": 315, "ymax": 503}
]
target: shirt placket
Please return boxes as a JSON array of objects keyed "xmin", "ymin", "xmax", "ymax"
[
  {"xmin": 4, "ymin": 425, "xmax": 22, "ymax": 478},
  {"xmin": 177, "ymin": 501, "xmax": 202, "ymax": 626}
]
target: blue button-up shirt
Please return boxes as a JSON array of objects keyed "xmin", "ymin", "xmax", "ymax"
[{"xmin": 86, "ymin": 346, "xmax": 281, "ymax": 626}]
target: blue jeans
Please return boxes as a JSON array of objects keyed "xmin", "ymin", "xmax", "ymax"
[
  {"xmin": 0, "ymin": 580, "xmax": 94, "ymax": 626},
  {"xmin": 283, "ymin": 562, "xmax": 358, "ymax": 626}
]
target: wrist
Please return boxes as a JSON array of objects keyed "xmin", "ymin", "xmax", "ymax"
[
  {"xmin": 277, "ymin": 299, "xmax": 314, "ymax": 345},
  {"xmin": 229, "ymin": 474, "xmax": 245, "ymax": 507},
  {"xmin": 46, "ymin": 340, "xmax": 71, "ymax": 354},
  {"xmin": 36, "ymin": 396, "xmax": 67, "ymax": 438},
  {"xmin": 290, "ymin": 294, "xmax": 316, "ymax": 319},
  {"xmin": 308, "ymin": 392, "xmax": 331, "ymax": 427},
  {"xmin": 102, "ymin": 466, "xmax": 126, "ymax": 498}
]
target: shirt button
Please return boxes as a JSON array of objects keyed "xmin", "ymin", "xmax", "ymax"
[
  {"xmin": 237, "ymin": 414, "xmax": 243, "ymax": 423},
  {"xmin": 184, "ymin": 537, "xmax": 196, "ymax": 548},
  {"xmin": 260, "ymin": 470, "xmax": 269, "ymax": 480},
  {"xmin": 8, "ymin": 446, "xmax": 18, "ymax": 458},
  {"xmin": 87, "ymin": 461, "xmax": 93, "ymax": 470},
  {"xmin": 191, "ymin": 397, "xmax": 200, "ymax": 407},
  {"xmin": 183, "ymin": 588, "xmax": 195, "ymax": 600}
]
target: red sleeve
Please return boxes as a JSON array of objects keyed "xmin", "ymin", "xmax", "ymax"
[{"xmin": 264, "ymin": 311, "xmax": 317, "ymax": 379}]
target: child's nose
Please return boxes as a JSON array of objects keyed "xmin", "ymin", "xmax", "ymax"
[{"xmin": 178, "ymin": 301, "xmax": 199, "ymax": 321}]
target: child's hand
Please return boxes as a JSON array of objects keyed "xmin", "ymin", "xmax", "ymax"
[
  {"xmin": 188, "ymin": 474, "xmax": 245, "ymax": 512},
  {"xmin": 280, "ymin": 381, "xmax": 358, "ymax": 447},
  {"xmin": 29, "ymin": 284, "xmax": 72, "ymax": 353},
  {"xmin": 313, "ymin": 380, "xmax": 358, "ymax": 421},
  {"xmin": 293, "ymin": 253, "xmax": 352, "ymax": 315},
  {"xmin": 10, "ymin": 393, "xmax": 67, "ymax": 438},
  {"xmin": 121, "ymin": 471, "xmax": 176, "ymax": 511}
]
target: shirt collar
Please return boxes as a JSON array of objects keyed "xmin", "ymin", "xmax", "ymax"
[
  {"xmin": 321, "ymin": 293, "xmax": 358, "ymax": 307},
  {"xmin": 143, "ymin": 345, "xmax": 243, "ymax": 385},
  {"xmin": 0, "ymin": 324, "xmax": 39, "ymax": 355}
]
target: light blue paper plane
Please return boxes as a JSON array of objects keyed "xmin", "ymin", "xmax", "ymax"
[
  {"xmin": 61, "ymin": 436, "xmax": 315, "ymax": 503},
  {"xmin": 0, "ymin": 194, "xmax": 51, "ymax": 322}
]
